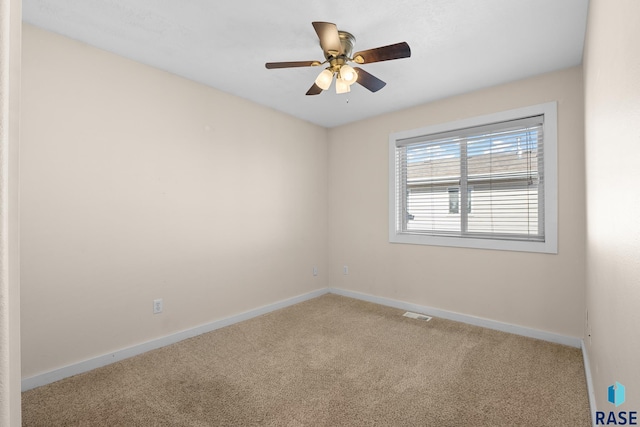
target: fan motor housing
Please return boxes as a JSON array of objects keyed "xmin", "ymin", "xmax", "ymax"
[{"xmin": 323, "ymin": 31, "xmax": 356, "ymax": 61}]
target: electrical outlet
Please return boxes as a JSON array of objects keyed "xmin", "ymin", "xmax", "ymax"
[
  {"xmin": 153, "ymin": 298, "xmax": 163, "ymax": 314},
  {"xmin": 343, "ymin": 265, "xmax": 349, "ymax": 275}
]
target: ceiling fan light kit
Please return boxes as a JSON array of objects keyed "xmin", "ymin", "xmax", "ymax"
[
  {"xmin": 315, "ymin": 69, "xmax": 334, "ymax": 90},
  {"xmin": 265, "ymin": 22, "xmax": 411, "ymax": 96},
  {"xmin": 335, "ymin": 77, "xmax": 350, "ymax": 94},
  {"xmin": 339, "ymin": 64, "xmax": 358, "ymax": 85}
]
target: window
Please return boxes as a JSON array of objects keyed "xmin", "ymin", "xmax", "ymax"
[
  {"xmin": 447, "ymin": 187, "xmax": 471, "ymax": 214},
  {"xmin": 389, "ymin": 103, "xmax": 557, "ymax": 253},
  {"xmin": 448, "ymin": 188, "xmax": 460, "ymax": 214}
]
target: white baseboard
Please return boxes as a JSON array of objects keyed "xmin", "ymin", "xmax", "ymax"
[
  {"xmin": 23, "ymin": 286, "xmax": 584, "ymax": 391},
  {"xmin": 581, "ymin": 340, "xmax": 597, "ymax": 427},
  {"xmin": 21, "ymin": 288, "xmax": 330, "ymax": 391},
  {"xmin": 328, "ymin": 287, "xmax": 582, "ymax": 348}
]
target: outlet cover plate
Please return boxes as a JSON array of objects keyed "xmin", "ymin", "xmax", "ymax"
[{"xmin": 153, "ymin": 298, "xmax": 163, "ymax": 314}]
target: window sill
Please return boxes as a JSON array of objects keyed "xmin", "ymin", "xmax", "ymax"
[{"xmin": 389, "ymin": 231, "xmax": 557, "ymax": 254}]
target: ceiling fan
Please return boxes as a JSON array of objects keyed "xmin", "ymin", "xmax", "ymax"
[{"xmin": 265, "ymin": 22, "xmax": 411, "ymax": 95}]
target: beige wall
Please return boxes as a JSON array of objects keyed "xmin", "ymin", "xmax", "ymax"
[
  {"xmin": 584, "ymin": 0, "xmax": 640, "ymax": 411},
  {"xmin": 20, "ymin": 24, "xmax": 328, "ymax": 378},
  {"xmin": 328, "ymin": 67, "xmax": 586, "ymax": 338},
  {"xmin": 1, "ymin": 0, "xmax": 22, "ymax": 423}
]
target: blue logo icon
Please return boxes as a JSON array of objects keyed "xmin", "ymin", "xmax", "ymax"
[
  {"xmin": 596, "ymin": 382, "xmax": 636, "ymax": 425},
  {"xmin": 608, "ymin": 382, "xmax": 626, "ymax": 407}
]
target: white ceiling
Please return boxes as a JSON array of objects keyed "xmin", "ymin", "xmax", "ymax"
[{"xmin": 22, "ymin": 0, "xmax": 590, "ymax": 128}]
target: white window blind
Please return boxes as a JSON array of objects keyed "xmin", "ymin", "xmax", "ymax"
[
  {"xmin": 396, "ymin": 116, "xmax": 544, "ymax": 242},
  {"xmin": 389, "ymin": 103, "xmax": 557, "ymax": 253}
]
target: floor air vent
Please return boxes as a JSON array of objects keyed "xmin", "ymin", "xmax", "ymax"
[{"xmin": 403, "ymin": 312, "xmax": 432, "ymax": 321}]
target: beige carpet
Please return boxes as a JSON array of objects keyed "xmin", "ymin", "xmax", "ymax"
[{"xmin": 22, "ymin": 294, "xmax": 591, "ymax": 426}]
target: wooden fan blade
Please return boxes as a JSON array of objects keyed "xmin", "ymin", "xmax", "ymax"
[
  {"xmin": 352, "ymin": 42, "xmax": 411, "ymax": 64},
  {"xmin": 265, "ymin": 61, "xmax": 321, "ymax": 69},
  {"xmin": 312, "ymin": 22, "xmax": 342, "ymax": 55},
  {"xmin": 353, "ymin": 67, "xmax": 386, "ymax": 92},
  {"xmin": 305, "ymin": 83, "xmax": 324, "ymax": 96}
]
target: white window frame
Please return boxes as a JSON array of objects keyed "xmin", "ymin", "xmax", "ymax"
[{"xmin": 389, "ymin": 102, "xmax": 557, "ymax": 254}]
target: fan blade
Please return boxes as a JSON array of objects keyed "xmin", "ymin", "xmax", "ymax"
[
  {"xmin": 305, "ymin": 83, "xmax": 323, "ymax": 96},
  {"xmin": 353, "ymin": 67, "xmax": 386, "ymax": 92},
  {"xmin": 352, "ymin": 42, "xmax": 411, "ymax": 64},
  {"xmin": 312, "ymin": 22, "xmax": 342, "ymax": 55},
  {"xmin": 265, "ymin": 61, "xmax": 321, "ymax": 69}
]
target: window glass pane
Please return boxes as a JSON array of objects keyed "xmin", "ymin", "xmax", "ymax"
[
  {"xmin": 467, "ymin": 128, "xmax": 539, "ymax": 178},
  {"xmin": 466, "ymin": 127, "xmax": 541, "ymax": 237},
  {"xmin": 407, "ymin": 187, "xmax": 460, "ymax": 232},
  {"xmin": 404, "ymin": 139, "xmax": 461, "ymax": 233},
  {"xmin": 467, "ymin": 184, "xmax": 539, "ymax": 235},
  {"xmin": 448, "ymin": 188, "xmax": 459, "ymax": 214}
]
